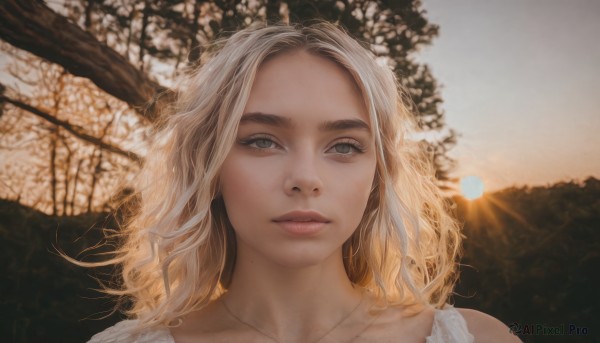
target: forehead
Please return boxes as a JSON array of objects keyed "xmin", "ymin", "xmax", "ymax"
[{"xmin": 243, "ymin": 49, "xmax": 370, "ymax": 127}]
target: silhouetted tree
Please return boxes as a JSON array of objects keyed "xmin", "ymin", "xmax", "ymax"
[
  {"xmin": 453, "ymin": 177, "xmax": 600, "ymax": 342},
  {"xmin": 0, "ymin": 0, "xmax": 455, "ymax": 209}
]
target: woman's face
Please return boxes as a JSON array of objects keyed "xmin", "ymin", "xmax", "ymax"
[{"xmin": 220, "ymin": 49, "xmax": 377, "ymax": 268}]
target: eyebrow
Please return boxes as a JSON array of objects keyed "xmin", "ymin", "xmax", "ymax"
[
  {"xmin": 240, "ymin": 112, "xmax": 370, "ymax": 132},
  {"xmin": 240, "ymin": 112, "xmax": 292, "ymax": 127}
]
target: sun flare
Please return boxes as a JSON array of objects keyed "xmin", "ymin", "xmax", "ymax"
[{"xmin": 460, "ymin": 175, "xmax": 485, "ymax": 200}]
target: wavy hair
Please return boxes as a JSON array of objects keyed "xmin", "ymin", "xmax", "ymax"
[{"xmin": 81, "ymin": 21, "xmax": 461, "ymax": 332}]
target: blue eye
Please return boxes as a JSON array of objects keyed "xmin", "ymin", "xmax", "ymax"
[
  {"xmin": 329, "ymin": 140, "xmax": 365, "ymax": 156},
  {"xmin": 239, "ymin": 136, "xmax": 279, "ymax": 150},
  {"xmin": 333, "ymin": 143, "xmax": 353, "ymax": 154},
  {"xmin": 253, "ymin": 138, "xmax": 274, "ymax": 149}
]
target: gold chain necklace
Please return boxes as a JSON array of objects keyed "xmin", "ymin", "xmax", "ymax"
[{"xmin": 221, "ymin": 294, "xmax": 365, "ymax": 343}]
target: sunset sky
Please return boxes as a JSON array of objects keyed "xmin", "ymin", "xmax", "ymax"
[{"xmin": 418, "ymin": 0, "xmax": 600, "ymax": 191}]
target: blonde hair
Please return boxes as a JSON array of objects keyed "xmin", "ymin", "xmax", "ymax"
[{"xmin": 83, "ymin": 21, "xmax": 461, "ymax": 332}]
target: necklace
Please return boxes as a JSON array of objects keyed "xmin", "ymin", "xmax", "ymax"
[{"xmin": 221, "ymin": 293, "xmax": 365, "ymax": 343}]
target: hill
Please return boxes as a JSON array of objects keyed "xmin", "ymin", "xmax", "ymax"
[{"xmin": 453, "ymin": 177, "xmax": 599, "ymax": 342}]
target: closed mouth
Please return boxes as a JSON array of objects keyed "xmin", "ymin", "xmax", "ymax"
[{"xmin": 272, "ymin": 210, "xmax": 330, "ymax": 223}]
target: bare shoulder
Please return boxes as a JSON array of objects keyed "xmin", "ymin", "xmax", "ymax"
[{"xmin": 456, "ymin": 308, "xmax": 522, "ymax": 343}]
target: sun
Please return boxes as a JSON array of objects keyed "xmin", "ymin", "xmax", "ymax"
[{"xmin": 460, "ymin": 175, "xmax": 485, "ymax": 200}]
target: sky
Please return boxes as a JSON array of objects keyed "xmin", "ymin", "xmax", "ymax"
[{"xmin": 417, "ymin": 0, "xmax": 600, "ymax": 191}]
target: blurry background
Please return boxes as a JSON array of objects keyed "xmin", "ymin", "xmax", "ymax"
[{"xmin": 0, "ymin": 1, "xmax": 598, "ymax": 342}]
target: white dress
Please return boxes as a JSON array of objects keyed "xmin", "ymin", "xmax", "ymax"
[{"xmin": 88, "ymin": 304, "xmax": 474, "ymax": 343}]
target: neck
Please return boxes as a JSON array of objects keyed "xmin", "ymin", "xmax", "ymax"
[{"xmin": 221, "ymin": 245, "xmax": 366, "ymax": 342}]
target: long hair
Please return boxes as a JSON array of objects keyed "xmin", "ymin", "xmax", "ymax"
[{"xmin": 81, "ymin": 21, "xmax": 461, "ymax": 332}]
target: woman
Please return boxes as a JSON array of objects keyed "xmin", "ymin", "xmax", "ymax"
[{"xmin": 87, "ymin": 22, "xmax": 519, "ymax": 342}]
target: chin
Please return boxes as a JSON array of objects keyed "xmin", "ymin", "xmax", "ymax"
[
  {"xmin": 261, "ymin": 243, "xmax": 341, "ymax": 269},
  {"xmin": 272, "ymin": 254, "xmax": 329, "ymax": 269}
]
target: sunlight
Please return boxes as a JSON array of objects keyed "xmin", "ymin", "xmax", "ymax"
[
  {"xmin": 460, "ymin": 192, "xmax": 536, "ymax": 242},
  {"xmin": 466, "ymin": 195, "xmax": 508, "ymax": 243},
  {"xmin": 460, "ymin": 175, "xmax": 485, "ymax": 200},
  {"xmin": 486, "ymin": 195, "xmax": 536, "ymax": 230}
]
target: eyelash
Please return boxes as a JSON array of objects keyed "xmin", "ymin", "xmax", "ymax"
[
  {"xmin": 330, "ymin": 139, "xmax": 366, "ymax": 155},
  {"xmin": 238, "ymin": 135, "xmax": 366, "ymax": 156},
  {"xmin": 238, "ymin": 137, "xmax": 276, "ymax": 151}
]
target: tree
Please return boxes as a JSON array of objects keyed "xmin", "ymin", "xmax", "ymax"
[
  {"xmin": 452, "ymin": 178, "xmax": 600, "ymax": 342},
  {"xmin": 0, "ymin": 42, "xmax": 143, "ymax": 214},
  {"xmin": 0, "ymin": 0, "xmax": 454, "ymax": 207}
]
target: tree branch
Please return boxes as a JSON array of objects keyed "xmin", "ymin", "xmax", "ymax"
[
  {"xmin": 0, "ymin": 95, "xmax": 143, "ymax": 164},
  {"xmin": 0, "ymin": 0, "xmax": 174, "ymax": 122}
]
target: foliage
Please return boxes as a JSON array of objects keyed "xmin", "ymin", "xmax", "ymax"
[
  {"xmin": 452, "ymin": 177, "xmax": 600, "ymax": 342},
  {"xmin": 0, "ymin": 199, "xmax": 124, "ymax": 343},
  {"xmin": 0, "ymin": 43, "xmax": 143, "ymax": 215}
]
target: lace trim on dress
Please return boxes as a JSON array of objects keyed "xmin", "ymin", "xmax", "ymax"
[
  {"xmin": 87, "ymin": 319, "xmax": 174, "ymax": 343},
  {"xmin": 425, "ymin": 304, "xmax": 475, "ymax": 343}
]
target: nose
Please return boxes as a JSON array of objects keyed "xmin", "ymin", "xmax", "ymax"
[{"xmin": 283, "ymin": 150, "xmax": 323, "ymax": 197}]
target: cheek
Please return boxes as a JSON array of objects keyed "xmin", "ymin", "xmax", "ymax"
[
  {"xmin": 331, "ymin": 161, "xmax": 377, "ymax": 229},
  {"xmin": 219, "ymin": 154, "xmax": 273, "ymax": 225}
]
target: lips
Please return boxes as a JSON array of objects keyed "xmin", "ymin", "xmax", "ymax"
[
  {"xmin": 272, "ymin": 210, "xmax": 331, "ymax": 223},
  {"xmin": 273, "ymin": 211, "xmax": 330, "ymax": 236}
]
